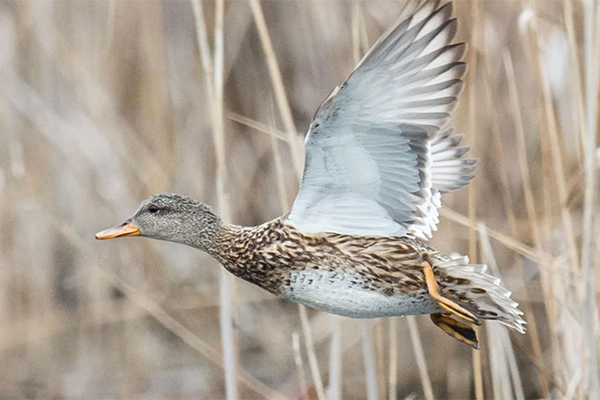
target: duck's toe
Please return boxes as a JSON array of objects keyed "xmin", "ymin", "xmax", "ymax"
[{"xmin": 430, "ymin": 313, "xmax": 479, "ymax": 349}]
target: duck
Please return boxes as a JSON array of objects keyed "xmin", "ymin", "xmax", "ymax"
[{"xmin": 96, "ymin": 0, "xmax": 525, "ymax": 349}]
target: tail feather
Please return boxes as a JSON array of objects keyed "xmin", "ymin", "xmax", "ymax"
[{"xmin": 435, "ymin": 256, "xmax": 526, "ymax": 333}]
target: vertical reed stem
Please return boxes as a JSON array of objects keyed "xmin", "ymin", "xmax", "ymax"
[
  {"xmin": 248, "ymin": 2, "xmax": 325, "ymax": 396},
  {"xmin": 407, "ymin": 317, "xmax": 434, "ymax": 400},
  {"xmin": 582, "ymin": 0, "xmax": 599, "ymax": 397},
  {"xmin": 329, "ymin": 317, "xmax": 342, "ymax": 400},
  {"xmin": 248, "ymin": 0, "xmax": 303, "ymax": 177},
  {"xmin": 362, "ymin": 322, "xmax": 379, "ymax": 400},
  {"xmin": 192, "ymin": 0, "xmax": 238, "ymax": 397},
  {"xmin": 293, "ymin": 332, "xmax": 310, "ymax": 400},
  {"xmin": 502, "ymin": 51, "xmax": 550, "ymax": 397},
  {"xmin": 468, "ymin": 1, "xmax": 484, "ymax": 398},
  {"xmin": 388, "ymin": 319, "xmax": 398, "ymax": 400},
  {"xmin": 214, "ymin": 0, "xmax": 238, "ymax": 398}
]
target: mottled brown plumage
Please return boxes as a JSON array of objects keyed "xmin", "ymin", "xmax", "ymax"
[
  {"xmin": 210, "ymin": 218, "xmax": 505, "ymax": 322},
  {"xmin": 210, "ymin": 218, "xmax": 427, "ymax": 295}
]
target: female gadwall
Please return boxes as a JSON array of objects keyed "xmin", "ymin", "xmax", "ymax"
[{"xmin": 97, "ymin": 0, "xmax": 525, "ymax": 348}]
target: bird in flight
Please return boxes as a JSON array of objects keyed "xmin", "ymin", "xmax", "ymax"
[{"xmin": 97, "ymin": 0, "xmax": 525, "ymax": 348}]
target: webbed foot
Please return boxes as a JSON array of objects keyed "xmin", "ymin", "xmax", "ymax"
[{"xmin": 430, "ymin": 313, "xmax": 479, "ymax": 349}]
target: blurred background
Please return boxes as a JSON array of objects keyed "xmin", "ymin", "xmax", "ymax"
[{"xmin": 0, "ymin": 0, "xmax": 598, "ymax": 398}]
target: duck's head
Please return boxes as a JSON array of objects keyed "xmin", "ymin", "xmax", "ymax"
[{"xmin": 95, "ymin": 193, "xmax": 222, "ymax": 250}]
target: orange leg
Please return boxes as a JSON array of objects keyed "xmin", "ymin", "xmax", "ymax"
[{"xmin": 422, "ymin": 260, "xmax": 479, "ymax": 324}]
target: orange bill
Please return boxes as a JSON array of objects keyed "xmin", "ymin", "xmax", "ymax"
[{"xmin": 95, "ymin": 221, "xmax": 140, "ymax": 240}]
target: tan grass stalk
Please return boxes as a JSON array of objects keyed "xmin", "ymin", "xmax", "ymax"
[
  {"xmin": 352, "ymin": 1, "xmax": 361, "ymax": 65},
  {"xmin": 479, "ymin": 46, "xmax": 548, "ymax": 396},
  {"xmin": 1, "ymin": 54, "xmax": 167, "ymax": 191},
  {"xmin": 388, "ymin": 319, "xmax": 398, "ymax": 400},
  {"xmin": 564, "ymin": 368, "xmax": 584, "ymax": 400},
  {"xmin": 527, "ymin": 4, "xmax": 579, "ymax": 269},
  {"xmin": 299, "ymin": 307, "xmax": 327, "ymax": 400},
  {"xmin": 501, "ymin": 52, "xmax": 544, "ymax": 263},
  {"xmin": 595, "ymin": 0, "xmax": 600, "ymax": 387},
  {"xmin": 215, "ymin": 0, "xmax": 239, "ymax": 396},
  {"xmin": 358, "ymin": 11, "xmax": 370, "ymax": 55},
  {"xmin": 329, "ymin": 316, "xmax": 343, "ymax": 400},
  {"xmin": 192, "ymin": 1, "xmax": 238, "ymax": 397},
  {"xmin": 581, "ymin": 0, "xmax": 599, "ymax": 396},
  {"xmin": 467, "ymin": 2, "xmax": 483, "ymax": 395},
  {"xmin": 102, "ymin": 0, "xmax": 117, "ymax": 58},
  {"xmin": 502, "ymin": 51, "xmax": 551, "ymax": 397},
  {"xmin": 511, "ymin": 338, "xmax": 565, "ymax": 395},
  {"xmin": 467, "ymin": 0, "xmax": 480, "ymax": 266},
  {"xmin": 267, "ymin": 100, "xmax": 291, "ymax": 210},
  {"xmin": 271, "ymin": 132, "xmax": 290, "ymax": 210},
  {"xmin": 563, "ymin": 0, "xmax": 586, "ymax": 160},
  {"xmin": 479, "ymin": 224, "xmax": 525, "ymax": 400},
  {"xmin": 0, "ymin": 304, "xmax": 196, "ymax": 355},
  {"xmin": 248, "ymin": 0, "xmax": 303, "ymax": 177},
  {"xmin": 503, "ymin": 332, "xmax": 525, "ymax": 400},
  {"xmin": 227, "ymin": 111, "xmax": 289, "ymax": 142},
  {"xmin": 498, "ymin": 52, "xmax": 543, "ymax": 244},
  {"xmin": 524, "ymin": 3, "xmax": 583, "ymax": 389},
  {"xmin": 407, "ymin": 317, "xmax": 434, "ymax": 400},
  {"xmin": 266, "ymin": 97, "xmax": 325, "ymax": 400},
  {"xmin": 293, "ymin": 332, "xmax": 310, "ymax": 400},
  {"xmin": 374, "ymin": 321, "xmax": 386, "ymax": 399},
  {"xmin": 486, "ymin": 321, "xmax": 511, "ymax": 400},
  {"xmin": 191, "ymin": 0, "xmax": 214, "ymax": 113},
  {"xmin": 440, "ymin": 208, "xmax": 552, "ymax": 264},
  {"xmin": 520, "ymin": 9, "xmax": 565, "ymax": 383},
  {"xmin": 362, "ymin": 322, "xmax": 380, "ymax": 400}
]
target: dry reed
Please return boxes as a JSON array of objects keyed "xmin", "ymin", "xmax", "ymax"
[{"xmin": 0, "ymin": 0, "xmax": 597, "ymax": 398}]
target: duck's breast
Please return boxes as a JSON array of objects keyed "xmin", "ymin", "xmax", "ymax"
[{"xmin": 280, "ymin": 269, "xmax": 442, "ymax": 318}]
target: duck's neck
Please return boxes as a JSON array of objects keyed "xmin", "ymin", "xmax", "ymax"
[
  {"xmin": 203, "ymin": 222, "xmax": 245, "ymax": 266},
  {"xmin": 195, "ymin": 217, "xmax": 294, "ymax": 294}
]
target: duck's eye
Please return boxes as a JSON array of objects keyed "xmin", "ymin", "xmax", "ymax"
[{"xmin": 148, "ymin": 205, "xmax": 160, "ymax": 214}]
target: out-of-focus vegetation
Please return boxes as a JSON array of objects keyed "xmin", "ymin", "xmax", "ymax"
[{"xmin": 0, "ymin": 0, "xmax": 598, "ymax": 399}]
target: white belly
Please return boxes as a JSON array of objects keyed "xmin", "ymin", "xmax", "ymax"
[{"xmin": 280, "ymin": 270, "xmax": 442, "ymax": 318}]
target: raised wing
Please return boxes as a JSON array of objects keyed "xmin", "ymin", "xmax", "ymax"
[{"xmin": 286, "ymin": 0, "xmax": 475, "ymax": 239}]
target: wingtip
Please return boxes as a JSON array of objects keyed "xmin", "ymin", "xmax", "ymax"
[{"xmin": 439, "ymin": 1, "xmax": 454, "ymax": 17}]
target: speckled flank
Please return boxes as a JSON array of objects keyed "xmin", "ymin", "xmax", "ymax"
[{"xmin": 281, "ymin": 270, "xmax": 443, "ymax": 318}]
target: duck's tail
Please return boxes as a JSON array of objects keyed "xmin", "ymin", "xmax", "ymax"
[{"xmin": 435, "ymin": 256, "xmax": 526, "ymax": 333}]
